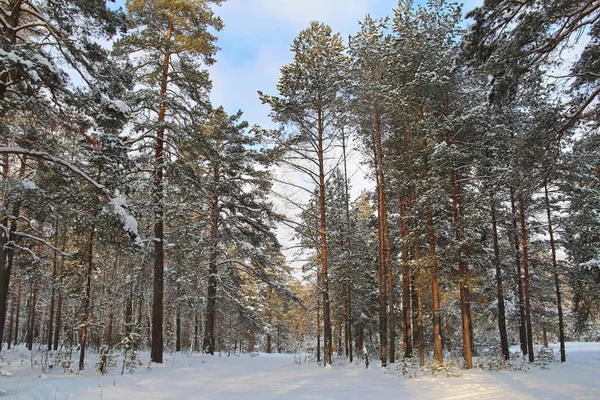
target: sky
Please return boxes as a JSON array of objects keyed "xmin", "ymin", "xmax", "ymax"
[
  {"xmin": 112, "ymin": 0, "xmax": 483, "ymax": 274},
  {"xmin": 207, "ymin": 0, "xmax": 398, "ymax": 128}
]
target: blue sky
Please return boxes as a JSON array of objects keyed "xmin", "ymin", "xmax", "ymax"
[
  {"xmin": 208, "ymin": 0, "xmax": 398, "ymax": 127},
  {"xmin": 112, "ymin": 0, "xmax": 481, "ymax": 129}
]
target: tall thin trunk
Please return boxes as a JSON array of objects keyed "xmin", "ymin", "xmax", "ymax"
[
  {"xmin": 249, "ymin": 325, "xmax": 255, "ymax": 353},
  {"xmin": 0, "ymin": 157, "xmax": 26, "ymax": 351},
  {"xmin": 316, "ymin": 104, "xmax": 332, "ymax": 367},
  {"xmin": 510, "ymin": 189, "xmax": 528, "ymax": 355},
  {"xmin": 26, "ymin": 285, "xmax": 37, "ymax": 350},
  {"xmin": 79, "ymin": 221, "xmax": 96, "ymax": 371},
  {"xmin": 544, "ymin": 182, "xmax": 566, "ymax": 362},
  {"xmin": 428, "ymin": 201, "xmax": 443, "ymax": 364},
  {"xmin": 53, "ymin": 230, "xmax": 67, "ymax": 351},
  {"xmin": 419, "ymin": 86, "xmax": 442, "ymax": 364},
  {"xmin": 277, "ymin": 323, "xmax": 281, "ymax": 353},
  {"xmin": 176, "ymin": 308, "xmax": 181, "ymax": 352},
  {"xmin": 519, "ymin": 198, "xmax": 535, "ymax": 362},
  {"xmin": 228, "ymin": 315, "xmax": 232, "ymax": 356},
  {"xmin": 266, "ymin": 289, "xmax": 272, "ymax": 354},
  {"xmin": 371, "ymin": 97, "xmax": 390, "ymax": 367},
  {"xmin": 106, "ymin": 311, "xmax": 114, "ymax": 348},
  {"xmin": 316, "ymin": 292, "xmax": 321, "ymax": 363},
  {"xmin": 400, "ymin": 196, "xmax": 412, "ymax": 359},
  {"xmin": 385, "ymin": 213, "xmax": 395, "ymax": 364},
  {"xmin": 194, "ymin": 313, "xmax": 199, "ymax": 352},
  {"xmin": 450, "ymin": 166, "xmax": 472, "ymax": 368},
  {"xmin": 356, "ymin": 323, "xmax": 363, "ymax": 357},
  {"xmin": 445, "ymin": 93, "xmax": 472, "ymax": 368},
  {"xmin": 47, "ymin": 219, "xmax": 60, "ymax": 351},
  {"xmin": 175, "ymin": 282, "xmax": 181, "ymax": 352},
  {"xmin": 203, "ymin": 143, "xmax": 220, "ymax": 355},
  {"xmin": 151, "ymin": 18, "xmax": 174, "ymax": 365},
  {"xmin": 125, "ymin": 278, "xmax": 133, "ymax": 336},
  {"xmin": 491, "ymin": 200, "xmax": 510, "ymax": 360},
  {"xmin": 7, "ymin": 280, "xmax": 14, "ymax": 349},
  {"xmin": 13, "ymin": 278, "xmax": 20, "ymax": 346},
  {"xmin": 341, "ymin": 128, "xmax": 353, "ymax": 362},
  {"xmin": 414, "ymin": 245, "xmax": 425, "ymax": 367}
]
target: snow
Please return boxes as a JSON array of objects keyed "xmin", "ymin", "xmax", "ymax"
[
  {"xmin": 108, "ymin": 99, "xmax": 130, "ymax": 114},
  {"xmin": 20, "ymin": 178, "xmax": 37, "ymax": 190},
  {"xmin": 1, "ymin": 342, "xmax": 600, "ymax": 399},
  {"xmin": 110, "ymin": 191, "xmax": 143, "ymax": 246}
]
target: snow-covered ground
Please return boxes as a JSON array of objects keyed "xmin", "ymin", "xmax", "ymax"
[{"xmin": 1, "ymin": 342, "xmax": 599, "ymax": 399}]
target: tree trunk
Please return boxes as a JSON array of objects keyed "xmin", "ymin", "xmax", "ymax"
[
  {"xmin": 194, "ymin": 313, "xmax": 200, "ymax": 352},
  {"xmin": 266, "ymin": 290, "xmax": 272, "ymax": 354},
  {"xmin": 79, "ymin": 222, "xmax": 96, "ymax": 371},
  {"xmin": 13, "ymin": 278, "xmax": 20, "ymax": 347},
  {"xmin": 386, "ymin": 215, "xmax": 395, "ymax": 364},
  {"xmin": 203, "ymin": 154, "xmax": 220, "ymax": 355},
  {"xmin": 414, "ymin": 245, "xmax": 425, "ymax": 366},
  {"xmin": 449, "ymin": 166, "xmax": 472, "ymax": 369},
  {"xmin": 6, "ymin": 282, "xmax": 14, "ymax": 349},
  {"xmin": 519, "ymin": 198, "xmax": 535, "ymax": 362},
  {"xmin": 356, "ymin": 323, "xmax": 364, "ymax": 358},
  {"xmin": 400, "ymin": 195, "xmax": 412, "ymax": 359},
  {"xmin": 277, "ymin": 323, "xmax": 281, "ymax": 353},
  {"xmin": 125, "ymin": 279, "xmax": 133, "ymax": 336},
  {"xmin": 0, "ymin": 157, "xmax": 26, "ymax": 352},
  {"xmin": 371, "ymin": 99, "xmax": 390, "ymax": 367},
  {"xmin": 444, "ymin": 92, "xmax": 472, "ymax": 368},
  {"xmin": 510, "ymin": 189, "xmax": 528, "ymax": 356},
  {"xmin": 176, "ymin": 308, "xmax": 181, "ymax": 352},
  {"xmin": 491, "ymin": 200, "xmax": 510, "ymax": 360},
  {"xmin": 26, "ymin": 285, "xmax": 37, "ymax": 351},
  {"xmin": 428, "ymin": 201, "xmax": 443, "ymax": 365},
  {"xmin": 47, "ymin": 222, "xmax": 59, "ymax": 351},
  {"xmin": 228, "ymin": 316, "xmax": 232, "ymax": 356},
  {"xmin": 544, "ymin": 182, "xmax": 566, "ymax": 362},
  {"xmin": 316, "ymin": 296, "xmax": 321, "ymax": 363},
  {"xmin": 341, "ymin": 129, "xmax": 353, "ymax": 363},
  {"xmin": 315, "ymin": 105, "xmax": 333, "ymax": 367},
  {"xmin": 249, "ymin": 325, "xmax": 255, "ymax": 353},
  {"xmin": 151, "ymin": 19, "xmax": 174, "ymax": 365},
  {"xmin": 420, "ymin": 86, "xmax": 442, "ymax": 365}
]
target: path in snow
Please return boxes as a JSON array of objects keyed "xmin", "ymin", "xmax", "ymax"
[{"xmin": 1, "ymin": 342, "xmax": 599, "ymax": 399}]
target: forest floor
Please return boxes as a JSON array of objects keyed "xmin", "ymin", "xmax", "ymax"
[{"xmin": 0, "ymin": 342, "xmax": 599, "ymax": 399}]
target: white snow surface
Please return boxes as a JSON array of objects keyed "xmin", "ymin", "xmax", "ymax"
[{"xmin": 1, "ymin": 342, "xmax": 600, "ymax": 399}]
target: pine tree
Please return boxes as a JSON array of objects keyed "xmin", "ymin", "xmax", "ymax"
[
  {"xmin": 463, "ymin": 0, "xmax": 600, "ymax": 134},
  {"xmin": 260, "ymin": 21, "xmax": 348, "ymax": 366},
  {"xmin": 349, "ymin": 15, "xmax": 394, "ymax": 366},
  {"xmin": 185, "ymin": 107, "xmax": 282, "ymax": 354},
  {"xmin": 114, "ymin": 0, "xmax": 225, "ymax": 363}
]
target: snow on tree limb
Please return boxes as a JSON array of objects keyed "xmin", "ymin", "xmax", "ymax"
[
  {"xmin": 0, "ymin": 147, "xmax": 142, "ymax": 245},
  {"xmin": 0, "ymin": 146, "xmax": 109, "ymax": 196}
]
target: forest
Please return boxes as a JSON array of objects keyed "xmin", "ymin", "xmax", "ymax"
[{"xmin": 0, "ymin": 0, "xmax": 599, "ymax": 381}]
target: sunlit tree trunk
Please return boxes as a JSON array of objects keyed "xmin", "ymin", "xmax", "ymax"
[
  {"xmin": 544, "ymin": 181, "xmax": 566, "ymax": 362},
  {"xmin": 316, "ymin": 104, "xmax": 333, "ymax": 366},
  {"xmin": 151, "ymin": 19, "xmax": 174, "ymax": 365}
]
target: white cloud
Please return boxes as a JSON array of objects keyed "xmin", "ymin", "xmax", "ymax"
[{"xmin": 256, "ymin": 0, "xmax": 371, "ymax": 30}]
